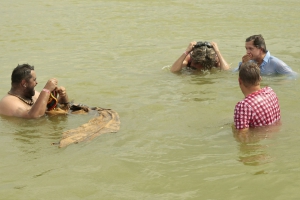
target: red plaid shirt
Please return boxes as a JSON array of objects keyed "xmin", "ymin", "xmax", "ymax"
[{"xmin": 234, "ymin": 87, "xmax": 280, "ymax": 129}]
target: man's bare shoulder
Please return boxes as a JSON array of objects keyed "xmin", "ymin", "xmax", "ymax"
[{"xmin": 0, "ymin": 95, "xmax": 30, "ymax": 117}]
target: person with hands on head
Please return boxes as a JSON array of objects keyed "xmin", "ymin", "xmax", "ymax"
[
  {"xmin": 170, "ymin": 41, "xmax": 230, "ymax": 73},
  {"xmin": 0, "ymin": 64, "xmax": 69, "ymax": 119}
]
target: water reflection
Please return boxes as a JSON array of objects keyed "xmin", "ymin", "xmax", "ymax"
[
  {"xmin": 0, "ymin": 114, "xmax": 68, "ymax": 144},
  {"xmin": 178, "ymin": 72, "xmax": 220, "ymax": 103},
  {"xmin": 232, "ymin": 122, "xmax": 281, "ymax": 166}
]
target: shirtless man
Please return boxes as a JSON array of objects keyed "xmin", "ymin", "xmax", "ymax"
[{"xmin": 0, "ymin": 64, "xmax": 69, "ymax": 118}]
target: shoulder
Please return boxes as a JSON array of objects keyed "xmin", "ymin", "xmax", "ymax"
[
  {"xmin": 235, "ymin": 99, "xmax": 250, "ymax": 111},
  {"xmin": 264, "ymin": 86, "xmax": 274, "ymax": 91},
  {"xmin": 0, "ymin": 95, "xmax": 29, "ymax": 117},
  {"xmin": 33, "ymin": 90, "xmax": 40, "ymax": 101},
  {"xmin": 0, "ymin": 95, "xmax": 17, "ymax": 106},
  {"xmin": 269, "ymin": 55, "xmax": 286, "ymax": 65},
  {"xmin": 263, "ymin": 86, "xmax": 279, "ymax": 97},
  {"xmin": 0, "ymin": 95, "xmax": 15, "ymax": 115},
  {"xmin": 236, "ymin": 94, "xmax": 259, "ymax": 110},
  {"xmin": 269, "ymin": 56, "xmax": 294, "ymax": 74},
  {"xmin": 267, "ymin": 53, "xmax": 289, "ymax": 68}
]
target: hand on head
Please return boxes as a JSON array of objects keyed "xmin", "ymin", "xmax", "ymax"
[
  {"xmin": 186, "ymin": 41, "xmax": 197, "ymax": 53},
  {"xmin": 210, "ymin": 42, "xmax": 219, "ymax": 52}
]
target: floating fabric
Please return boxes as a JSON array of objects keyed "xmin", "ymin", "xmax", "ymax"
[{"xmin": 50, "ymin": 104, "xmax": 120, "ymax": 148}]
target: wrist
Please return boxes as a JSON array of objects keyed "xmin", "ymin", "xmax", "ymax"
[
  {"xmin": 184, "ymin": 51, "xmax": 190, "ymax": 56},
  {"xmin": 42, "ymin": 88, "xmax": 50, "ymax": 94}
]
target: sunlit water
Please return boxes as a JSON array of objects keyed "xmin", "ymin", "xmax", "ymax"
[{"xmin": 1, "ymin": 0, "xmax": 300, "ymax": 199}]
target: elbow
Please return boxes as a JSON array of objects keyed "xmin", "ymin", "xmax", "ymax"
[
  {"xmin": 27, "ymin": 111, "xmax": 45, "ymax": 119},
  {"xmin": 170, "ymin": 68, "xmax": 179, "ymax": 73}
]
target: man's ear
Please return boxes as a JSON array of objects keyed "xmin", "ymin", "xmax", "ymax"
[
  {"xmin": 21, "ymin": 79, "xmax": 27, "ymax": 87},
  {"xmin": 238, "ymin": 77, "xmax": 242, "ymax": 85}
]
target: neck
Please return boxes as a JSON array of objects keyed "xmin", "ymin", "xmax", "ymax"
[
  {"xmin": 256, "ymin": 52, "xmax": 266, "ymax": 66},
  {"xmin": 242, "ymin": 85, "xmax": 261, "ymax": 97},
  {"xmin": 9, "ymin": 88, "xmax": 30, "ymax": 100},
  {"xmin": 8, "ymin": 87, "xmax": 34, "ymax": 106}
]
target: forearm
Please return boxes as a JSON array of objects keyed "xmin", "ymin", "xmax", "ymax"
[
  {"xmin": 170, "ymin": 52, "xmax": 188, "ymax": 73},
  {"xmin": 27, "ymin": 89, "xmax": 50, "ymax": 118},
  {"xmin": 216, "ymin": 51, "xmax": 230, "ymax": 70}
]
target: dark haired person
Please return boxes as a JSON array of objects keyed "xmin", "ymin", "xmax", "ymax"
[
  {"xmin": 238, "ymin": 34, "xmax": 296, "ymax": 76},
  {"xmin": 0, "ymin": 64, "xmax": 69, "ymax": 118},
  {"xmin": 170, "ymin": 41, "xmax": 230, "ymax": 73},
  {"xmin": 234, "ymin": 62, "xmax": 280, "ymax": 132}
]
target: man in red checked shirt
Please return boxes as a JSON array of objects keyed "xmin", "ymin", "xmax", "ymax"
[
  {"xmin": 234, "ymin": 61, "xmax": 280, "ymax": 132},
  {"xmin": 0, "ymin": 64, "xmax": 69, "ymax": 119}
]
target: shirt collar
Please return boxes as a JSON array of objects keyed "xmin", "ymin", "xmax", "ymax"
[
  {"xmin": 263, "ymin": 51, "xmax": 270, "ymax": 62},
  {"xmin": 260, "ymin": 51, "xmax": 270, "ymax": 68}
]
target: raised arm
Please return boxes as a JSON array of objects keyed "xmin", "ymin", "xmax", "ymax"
[
  {"xmin": 170, "ymin": 41, "xmax": 196, "ymax": 73},
  {"xmin": 26, "ymin": 78, "xmax": 58, "ymax": 118},
  {"xmin": 211, "ymin": 42, "xmax": 230, "ymax": 70}
]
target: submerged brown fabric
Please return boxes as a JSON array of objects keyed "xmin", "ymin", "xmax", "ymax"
[{"xmin": 50, "ymin": 104, "xmax": 120, "ymax": 148}]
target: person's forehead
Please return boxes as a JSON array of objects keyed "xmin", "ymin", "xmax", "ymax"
[
  {"xmin": 30, "ymin": 70, "xmax": 36, "ymax": 78},
  {"xmin": 245, "ymin": 40, "xmax": 255, "ymax": 47}
]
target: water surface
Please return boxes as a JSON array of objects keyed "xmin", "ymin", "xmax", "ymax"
[{"xmin": 1, "ymin": 0, "xmax": 300, "ymax": 199}]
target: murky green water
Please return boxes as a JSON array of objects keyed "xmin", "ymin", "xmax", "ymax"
[{"xmin": 1, "ymin": 0, "xmax": 300, "ymax": 199}]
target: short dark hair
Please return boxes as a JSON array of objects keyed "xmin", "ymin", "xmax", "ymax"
[
  {"xmin": 11, "ymin": 64, "xmax": 35, "ymax": 85},
  {"xmin": 239, "ymin": 61, "xmax": 261, "ymax": 87},
  {"xmin": 245, "ymin": 34, "xmax": 267, "ymax": 53}
]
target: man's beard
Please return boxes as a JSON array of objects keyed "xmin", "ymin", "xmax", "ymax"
[{"xmin": 24, "ymin": 86, "xmax": 35, "ymax": 99}]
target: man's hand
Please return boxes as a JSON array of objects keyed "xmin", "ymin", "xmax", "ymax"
[
  {"xmin": 44, "ymin": 78, "xmax": 58, "ymax": 91},
  {"xmin": 242, "ymin": 54, "xmax": 251, "ymax": 63},
  {"xmin": 186, "ymin": 41, "xmax": 197, "ymax": 53},
  {"xmin": 210, "ymin": 41, "xmax": 220, "ymax": 52},
  {"xmin": 56, "ymin": 87, "xmax": 67, "ymax": 97}
]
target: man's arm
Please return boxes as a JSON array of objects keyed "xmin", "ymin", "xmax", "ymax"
[
  {"xmin": 170, "ymin": 41, "xmax": 196, "ymax": 73},
  {"xmin": 272, "ymin": 57, "xmax": 298, "ymax": 76},
  {"xmin": 232, "ymin": 126, "xmax": 251, "ymax": 143},
  {"xmin": 170, "ymin": 53, "xmax": 189, "ymax": 73},
  {"xmin": 234, "ymin": 101, "xmax": 251, "ymax": 131},
  {"xmin": 211, "ymin": 42, "xmax": 230, "ymax": 70}
]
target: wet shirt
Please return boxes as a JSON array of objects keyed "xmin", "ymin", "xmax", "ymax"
[
  {"xmin": 234, "ymin": 87, "xmax": 281, "ymax": 129},
  {"xmin": 236, "ymin": 51, "xmax": 296, "ymax": 76}
]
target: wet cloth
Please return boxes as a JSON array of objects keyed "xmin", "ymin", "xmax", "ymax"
[
  {"xmin": 47, "ymin": 91, "xmax": 58, "ymax": 111},
  {"xmin": 234, "ymin": 87, "xmax": 280, "ymax": 129},
  {"xmin": 235, "ymin": 51, "xmax": 297, "ymax": 76},
  {"xmin": 50, "ymin": 104, "xmax": 120, "ymax": 148}
]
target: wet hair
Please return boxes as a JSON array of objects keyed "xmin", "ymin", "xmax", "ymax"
[
  {"xmin": 190, "ymin": 46, "xmax": 216, "ymax": 70},
  {"xmin": 11, "ymin": 64, "xmax": 35, "ymax": 85},
  {"xmin": 239, "ymin": 61, "xmax": 261, "ymax": 87},
  {"xmin": 246, "ymin": 34, "xmax": 267, "ymax": 53}
]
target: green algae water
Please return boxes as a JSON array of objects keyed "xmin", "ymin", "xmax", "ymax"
[{"xmin": 0, "ymin": 0, "xmax": 300, "ymax": 199}]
